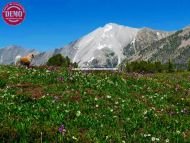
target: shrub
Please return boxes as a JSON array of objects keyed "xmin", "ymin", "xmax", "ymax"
[
  {"xmin": 46, "ymin": 54, "xmax": 78, "ymax": 68},
  {"xmin": 47, "ymin": 54, "xmax": 65, "ymax": 66}
]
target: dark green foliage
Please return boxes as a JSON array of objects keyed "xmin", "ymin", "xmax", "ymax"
[
  {"xmin": 47, "ymin": 54, "xmax": 78, "ymax": 68},
  {"xmin": 125, "ymin": 60, "xmax": 165, "ymax": 73},
  {"xmin": 167, "ymin": 59, "xmax": 175, "ymax": 73},
  {"xmin": 124, "ymin": 60, "xmax": 181, "ymax": 73},
  {"xmin": 188, "ymin": 59, "xmax": 190, "ymax": 71},
  {"xmin": 47, "ymin": 54, "xmax": 65, "ymax": 66},
  {"xmin": 154, "ymin": 61, "xmax": 163, "ymax": 73},
  {"xmin": 122, "ymin": 59, "xmax": 190, "ymax": 73},
  {"xmin": 72, "ymin": 62, "xmax": 78, "ymax": 68}
]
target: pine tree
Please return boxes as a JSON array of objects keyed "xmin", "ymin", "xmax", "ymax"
[
  {"xmin": 167, "ymin": 59, "xmax": 174, "ymax": 73},
  {"xmin": 188, "ymin": 59, "xmax": 190, "ymax": 71},
  {"xmin": 47, "ymin": 54, "xmax": 64, "ymax": 66}
]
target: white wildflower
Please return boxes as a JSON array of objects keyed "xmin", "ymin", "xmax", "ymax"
[
  {"xmin": 115, "ymin": 101, "xmax": 119, "ymax": 105},
  {"xmin": 76, "ymin": 111, "xmax": 81, "ymax": 117},
  {"xmin": 151, "ymin": 137, "xmax": 156, "ymax": 141},
  {"xmin": 65, "ymin": 110, "xmax": 69, "ymax": 113},
  {"xmin": 144, "ymin": 110, "xmax": 148, "ymax": 115},
  {"xmin": 106, "ymin": 136, "xmax": 109, "ymax": 140},
  {"xmin": 156, "ymin": 138, "xmax": 160, "ymax": 141},
  {"xmin": 176, "ymin": 130, "xmax": 181, "ymax": 134},
  {"xmin": 72, "ymin": 136, "xmax": 78, "ymax": 140},
  {"xmin": 107, "ymin": 95, "xmax": 111, "ymax": 99}
]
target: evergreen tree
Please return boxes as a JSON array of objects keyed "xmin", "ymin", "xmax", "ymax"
[
  {"xmin": 155, "ymin": 61, "xmax": 162, "ymax": 73},
  {"xmin": 64, "ymin": 56, "xmax": 71, "ymax": 67},
  {"xmin": 47, "ymin": 54, "xmax": 64, "ymax": 66},
  {"xmin": 188, "ymin": 59, "xmax": 190, "ymax": 71},
  {"xmin": 167, "ymin": 59, "xmax": 174, "ymax": 73},
  {"xmin": 72, "ymin": 62, "xmax": 78, "ymax": 68}
]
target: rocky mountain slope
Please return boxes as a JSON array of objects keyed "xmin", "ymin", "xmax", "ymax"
[{"xmin": 128, "ymin": 27, "xmax": 190, "ymax": 65}]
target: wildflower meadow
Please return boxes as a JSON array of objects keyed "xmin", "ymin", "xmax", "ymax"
[{"xmin": 0, "ymin": 66, "xmax": 190, "ymax": 142}]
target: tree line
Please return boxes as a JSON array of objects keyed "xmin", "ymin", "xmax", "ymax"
[
  {"xmin": 47, "ymin": 54, "xmax": 190, "ymax": 73},
  {"xmin": 121, "ymin": 59, "xmax": 190, "ymax": 73}
]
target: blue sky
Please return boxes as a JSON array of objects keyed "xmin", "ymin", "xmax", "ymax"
[{"xmin": 0, "ymin": 0, "xmax": 190, "ymax": 51}]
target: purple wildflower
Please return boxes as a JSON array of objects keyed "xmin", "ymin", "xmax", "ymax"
[{"xmin": 58, "ymin": 124, "xmax": 66, "ymax": 135}]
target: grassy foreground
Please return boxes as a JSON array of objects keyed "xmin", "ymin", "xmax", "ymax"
[{"xmin": 0, "ymin": 66, "xmax": 190, "ymax": 143}]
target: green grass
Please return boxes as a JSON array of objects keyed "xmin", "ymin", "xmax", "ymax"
[{"xmin": 0, "ymin": 66, "xmax": 190, "ymax": 142}]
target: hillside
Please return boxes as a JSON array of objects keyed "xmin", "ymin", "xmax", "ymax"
[{"xmin": 0, "ymin": 66, "xmax": 190, "ymax": 142}]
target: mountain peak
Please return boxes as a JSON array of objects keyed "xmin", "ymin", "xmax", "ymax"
[
  {"xmin": 104, "ymin": 23, "xmax": 120, "ymax": 27},
  {"xmin": 103, "ymin": 23, "xmax": 135, "ymax": 30}
]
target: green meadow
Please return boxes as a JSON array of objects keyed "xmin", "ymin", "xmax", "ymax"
[{"xmin": 0, "ymin": 66, "xmax": 190, "ymax": 142}]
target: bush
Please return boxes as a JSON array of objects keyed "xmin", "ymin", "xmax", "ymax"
[
  {"xmin": 47, "ymin": 54, "xmax": 65, "ymax": 66},
  {"xmin": 47, "ymin": 54, "xmax": 78, "ymax": 68}
]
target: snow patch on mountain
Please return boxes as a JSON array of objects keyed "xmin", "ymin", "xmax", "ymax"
[
  {"xmin": 88, "ymin": 57, "xmax": 95, "ymax": 63},
  {"xmin": 157, "ymin": 32, "xmax": 160, "ymax": 36},
  {"xmin": 104, "ymin": 24, "xmax": 113, "ymax": 32}
]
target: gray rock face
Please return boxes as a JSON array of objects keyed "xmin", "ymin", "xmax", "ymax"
[{"xmin": 1, "ymin": 23, "xmax": 190, "ymax": 68}]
